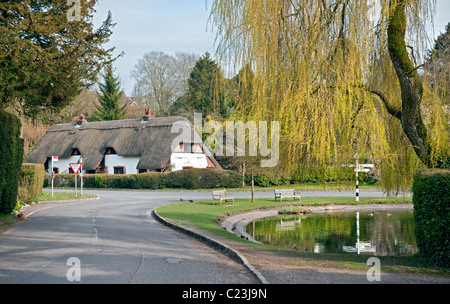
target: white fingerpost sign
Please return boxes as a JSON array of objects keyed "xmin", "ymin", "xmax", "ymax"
[{"xmin": 342, "ymin": 154, "xmax": 375, "ymax": 202}]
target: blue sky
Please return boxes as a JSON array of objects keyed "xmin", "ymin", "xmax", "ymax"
[{"xmin": 93, "ymin": 0, "xmax": 450, "ymax": 96}]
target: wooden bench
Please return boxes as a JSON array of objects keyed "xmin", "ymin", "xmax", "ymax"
[
  {"xmin": 274, "ymin": 189, "xmax": 301, "ymax": 202},
  {"xmin": 212, "ymin": 190, "xmax": 234, "ymax": 205}
]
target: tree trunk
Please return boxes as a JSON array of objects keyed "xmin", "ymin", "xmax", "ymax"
[{"xmin": 387, "ymin": 0, "xmax": 433, "ymax": 167}]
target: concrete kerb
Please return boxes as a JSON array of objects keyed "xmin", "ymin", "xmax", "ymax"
[{"xmin": 151, "ymin": 209, "xmax": 270, "ymax": 285}]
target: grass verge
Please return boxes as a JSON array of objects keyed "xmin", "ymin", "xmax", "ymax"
[{"xmin": 38, "ymin": 191, "xmax": 97, "ymax": 202}]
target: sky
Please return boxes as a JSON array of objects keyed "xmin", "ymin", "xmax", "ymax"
[{"xmin": 92, "ymin": 0, "xmax": 450, "ymax": 96}]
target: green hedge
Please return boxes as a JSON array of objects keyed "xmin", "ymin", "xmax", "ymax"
[
  {"xmin": 50, "ymin": 168, "xmax": 243, "ymax": 190},
  {"xmin": 17, "ymin": 163, "xmax": 45, "ymax": 204},
  {"xmin": 412, "ymin": 169, "xmax": 450, "ymax": 268},
  {"xmin": 0, "ymin": 110, "xmax": 24, "ymax": 214}
]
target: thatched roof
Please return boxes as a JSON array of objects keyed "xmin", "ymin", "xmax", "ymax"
[{"xmin": 26, "ymin": 116, "xmax": 221, "ymax": 171}]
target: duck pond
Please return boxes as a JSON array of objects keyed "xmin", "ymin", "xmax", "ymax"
[{"xmin": 246, "ymin": 209, "xmax": 418, "ymax": 257}]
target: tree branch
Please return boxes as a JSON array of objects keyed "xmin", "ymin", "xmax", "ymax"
[{"xmin": 367, "ymin": 88, "xmax": 402, "ymax": 120}]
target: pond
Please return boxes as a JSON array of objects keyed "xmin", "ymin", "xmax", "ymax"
[{"xmin": 246, "ymin": 210, "xmax": 418, "ymax": 256}]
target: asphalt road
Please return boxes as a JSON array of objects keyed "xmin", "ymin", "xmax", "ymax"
[{"xmin": 0, "ymin": 188, "xmax": 390, "ymax": 284}]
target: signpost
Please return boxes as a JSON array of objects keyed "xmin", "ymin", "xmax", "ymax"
[
  {"xmin": 342, "ymin": 154, "xmax": 375, "ymax": 202},
  {"xmin": 69, "ymin": 163, "xmax": 82, "ymax": 197},
  {"xmin": 51, "ymin": 156, "xmax": 58, "ymax": 197}
]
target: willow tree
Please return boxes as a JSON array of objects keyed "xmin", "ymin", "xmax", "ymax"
[{"xmin": 209, "ymin": 0, "xmax": 449, "ymax": 192}]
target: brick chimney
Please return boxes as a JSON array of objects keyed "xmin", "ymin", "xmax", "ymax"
[
  {"xmin": 142, "ymin": 109, "xmax": 152, "ymax": 122},
  {"xmin": 77, "ymin": 114, "xmax": 86, "ymax": 126}
]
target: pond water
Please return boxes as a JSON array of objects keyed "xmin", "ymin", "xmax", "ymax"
[{"xmin": 246, "ymin": 210, "xmax": 418, "ymax": 256}]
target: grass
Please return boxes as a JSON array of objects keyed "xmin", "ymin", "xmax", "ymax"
[
  {"xmin": 0, "ymin": 213, "xmax": 21, "ymax": 234},
  {"xmin": 38, "ymin": 191, "xmax": 97, "ymax": 202},
  {"xmin": 155, "ymin": 196, "xmax": 449, "ymax": 275}
]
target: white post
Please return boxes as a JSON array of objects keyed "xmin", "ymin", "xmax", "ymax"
[
  {"xmin": 75, "ymin": 173, "xmax": 77, "ymax": 198},
  {"xmin": 51, "ymin": 158, "xmax": 54, "ymax": 198},
  {"xmin": 80, "ymin": 158, "xmax": 83, "ymax": 196}
]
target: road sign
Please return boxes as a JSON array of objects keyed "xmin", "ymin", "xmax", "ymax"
[
  {"xmin": 69, "ymin": 163, "xmax": 82, "ymax": 174},
  {"xmin": 52, "ymin": 156, "xmax": 59, "ymax": 163},
  {"xmin": 342, "ymin": 156, "xmax": 376, "ymax": 202},
  {"xmin": 79, "ymin": 172, "xmax": 84, "ymax": 178}
]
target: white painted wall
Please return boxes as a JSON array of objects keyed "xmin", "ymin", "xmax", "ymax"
[
  {"xmin": 48, "ymin": 156, "xmax": 83, "ymax": 174},
  {"xmin": 104, "ymin": 155, "xmax": 140, "ymax": 174},
  {"xmin": 170, "ymin": 153, "xmax": 208, "ymax": 171}
]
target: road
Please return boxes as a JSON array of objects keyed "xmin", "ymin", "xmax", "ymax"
[{"xmin": 0, "ymin": 189, "xmax": 389, "ymax": 284}]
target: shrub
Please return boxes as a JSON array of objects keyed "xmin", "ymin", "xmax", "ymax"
[
  {"xmin": 17, "ymin": 163, "xmax": 45, "ymax": 204},
  {"xmin": 0, "ymin": 110, "xmax": 24, "ymax": 214},
  {"xmin": 412, "ymin": 169, "xmax": 450, "ymax": 268},
  {"xmin": 51, "ymin": 169, "xmax": 243, "ymax": 190},
  {"xmin": 253, "ymin": 174, "xmax": 271, "ymax": 187},
  {"xmin": 94, "ymin": 175, "xmax": 105, "ymax": 188}
]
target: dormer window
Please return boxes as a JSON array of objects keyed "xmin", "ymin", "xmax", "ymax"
[
  {"xmin": 71, "ymin": 148, "xmax": 81, "ymax": 156},
  {"xmin": 174, "ymin": 142, "xmax": 203, "ymax": 154},
  {"xmin": 105, "ymin": 147, "xmax": 117, "ymax": 155}
]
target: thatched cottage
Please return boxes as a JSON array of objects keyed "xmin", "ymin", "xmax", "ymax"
[{"xmin": 26, "ymin": 112, "xmax": 221, "ymax": 175}]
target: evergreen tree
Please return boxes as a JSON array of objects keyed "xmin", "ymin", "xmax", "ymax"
[
  {"xmin": 0, "ymin": 1, "xmax": 114, "ymax": 213},
  {"xmin": 171, "ymin": 53, "xmax": 229, "ymax": 118},
  {"xmin": 93, "ymin": 65, "xmax": 126, "ymax": 121}
]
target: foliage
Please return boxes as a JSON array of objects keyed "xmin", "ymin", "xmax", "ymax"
[
  {"xmin": 0, "ymin": 110, "xmax": 24, "ymax": 214},
  {"xmin": 51, "ymin": 169, "xmax": 243, "ymax": 190},
  {"xmin": 171, "ymin": 53, "xmax": 234, "ymax": 119},
  {"xmin": 209, "ymin": 0, "xmax": 449, "ymax": 193},
  {"xmin": 17, "ymin": 163, "xmax": 45, "ymax": 204},
  {"xmin": 0, "ymin": 0, "xmax": 116, "ymax": 118},
  {"xmin": 93, "ymin": 65, "xmax": 126, "ymax": 121},
  {"xmin": 412, "ymin": 168, "xmax": 450, "ymax": 267}
]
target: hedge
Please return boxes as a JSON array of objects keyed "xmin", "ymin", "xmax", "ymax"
[
  {"xmin": 0, "ymin": 110, "xmax": 24, "ymax": 214},
  {"xmin": 17, "ymin": 163, "xmax": 45, "ymax": 204},
  {"xmin": 412, "ymin": 169, "xmax": 450, "ymax": 268},
  {"xmin": 49, "ymin": 168, "xmax": 243, "ymax": 190}
]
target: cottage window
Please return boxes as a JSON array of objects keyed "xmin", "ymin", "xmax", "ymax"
[
  {"xmin": 184, "ymin": 143, "xmax": 192, "ymax": 153},
  {"xmin": 114, "ymin": 166, "xmax": 125, "ymax": 175}
]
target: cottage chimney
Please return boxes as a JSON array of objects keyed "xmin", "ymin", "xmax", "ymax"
[
  {"xmin": 142, "ymin": 109, "xmax": 152, "ymax": 122},
  {"xmin": 77, "ymin": 114, "xmax": 86, "ymax": 126}
]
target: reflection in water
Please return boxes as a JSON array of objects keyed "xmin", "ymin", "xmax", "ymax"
[{"xmin": 247, "ymin": 210, "xmax": 417, "ymax": 256}]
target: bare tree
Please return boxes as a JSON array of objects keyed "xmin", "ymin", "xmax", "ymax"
[{"xmin": 132, "ymin": 51, "xmax": 198, "ymax": 116}]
